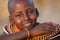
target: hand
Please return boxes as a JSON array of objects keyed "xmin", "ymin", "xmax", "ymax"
[{"xmin": 29, "ymin": 23, "xmax": 56, "ymax": 36}]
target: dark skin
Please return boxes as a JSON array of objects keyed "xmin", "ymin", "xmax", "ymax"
[{"xmin": 0, "ymin": 0, "xmax": 56, "ymax": 40}]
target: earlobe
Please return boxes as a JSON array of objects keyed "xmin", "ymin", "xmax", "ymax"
[
  {"xmin": 9, "ymin": 16, "xmax": 13, "ymax": 23},
  {"xmin": 35, "ymin": 8, "xmax": 39, "ymax": 17},
  {"xmin": 9, "ymin": 16, "xmax": 12, "ymax": 21}
]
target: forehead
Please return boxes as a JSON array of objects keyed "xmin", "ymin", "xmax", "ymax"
[
  {"xmin": 10, "ymin": 0, "xmax": 34, "ymax": 14},
  {"xmin": 14, "ymin": 2, "xmax": 33, "ymax": 10},
  {"xmin": 12, "ymin": 2, "xmax": 33, "ymax": 12}
]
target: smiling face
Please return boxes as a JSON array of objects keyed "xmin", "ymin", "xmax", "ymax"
[{"xmin": 9, "ymin": 0, "xmax": 38, "ymax": 30}]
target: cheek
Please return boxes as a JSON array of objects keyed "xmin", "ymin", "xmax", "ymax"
[
  {"xmin": 14, "ymin": 19, "xmax": 23, "ymax": 29},
  {"xmin": 15, "ymin": 19, "xmax": 22, "ymax": 25},
  {"xmin": 30, "ymin": 15, "xmax": 37, "ymax": 20}
]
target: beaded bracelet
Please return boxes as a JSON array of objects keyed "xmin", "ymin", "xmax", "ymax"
[{"xmin": 45, "ymin": 24, "xmax": 60, "ymax": 40}]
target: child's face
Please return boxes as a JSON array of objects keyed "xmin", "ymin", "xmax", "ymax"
[{"xmin": 10, "ymin": 2, "xmax": 38, "ymax": 29}]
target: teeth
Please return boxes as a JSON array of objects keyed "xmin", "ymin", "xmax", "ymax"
[
  {"xmin": 26, "ymin": 23, "xmax": 29, "ymax": 25},
  {"xmin": 24, "ymin": 23, "xmax": 31, "ymax": 26}
]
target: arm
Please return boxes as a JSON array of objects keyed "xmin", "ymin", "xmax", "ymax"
[
  {"xmin": 0, "ymin": 30, "xmax": 28, "ymax": 40},
  {"xmin": 29, "ymin": 23, "xmax": 56, "ymax": 36}
]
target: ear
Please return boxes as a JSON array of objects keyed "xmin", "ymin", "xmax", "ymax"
[
  {"xmin": 9, "ymin": 16, "xmax": 14, "ymax": 25},
  {"xmin": 35, "ymin": 8, "xmax": 39, "ymax": 17}
]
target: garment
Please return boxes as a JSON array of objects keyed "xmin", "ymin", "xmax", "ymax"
[{"xmin": 3, "ymin": 22, "xmax": 60, "ymax": 40}]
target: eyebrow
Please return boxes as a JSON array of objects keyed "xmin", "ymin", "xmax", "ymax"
[
  {"xmin": 26, "ymin": 8, "xmax": 33, "ymax": 11},
  {"xmin": 15, "ymin": 11, "xmax": 22, "ymax": 15},
  {"xmin": 17, "ymin": 11, "xmax": 22, "ymax": 13},
  {"xmin": 26, "ymin": 8, "xmax": 34, "ymax": 12}
]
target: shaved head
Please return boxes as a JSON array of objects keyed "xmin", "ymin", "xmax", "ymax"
[{"xmin": 8, "ymin": 0, "xmax": 34, "ymax": 14}]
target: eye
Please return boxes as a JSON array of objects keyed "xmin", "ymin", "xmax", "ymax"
[
  {"xmin": 27, "ymin": 9, "xmax": 35, "ymax": 16},
  {"xmin": 16, "ymin": 14, "xmax": 22, "ymax": 17},
  {"xmin": 28, "ymin": 9, "xmax": 34, "ymax": 13},
  {"xmin": 15, "ymin": 11, "xmax": 23, "ymax": 17}
]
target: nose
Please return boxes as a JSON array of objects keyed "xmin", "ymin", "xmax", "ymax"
[{"xmin": 24, "ymin": 14, "xmax": 29, "ymax": 21}]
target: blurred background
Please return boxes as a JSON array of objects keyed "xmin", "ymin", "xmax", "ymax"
[{"xmin": 0, "ymin": 0, "xmax": 60, "ymax": 34}]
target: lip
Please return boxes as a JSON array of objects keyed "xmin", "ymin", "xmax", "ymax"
[{"xmin": 23, "ymin": 23, "xmax": 32, "ymax": 27}]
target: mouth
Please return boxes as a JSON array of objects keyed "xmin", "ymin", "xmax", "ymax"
[
  {"xmin": 23, "ymin": 23, "xmax": 31, "ymax": 27},
  {"xmin": 22, "ymin": 22, "xmax": 33, "ymax": 29}
]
